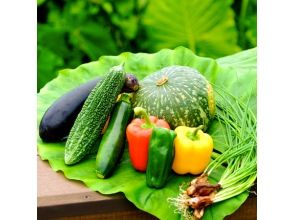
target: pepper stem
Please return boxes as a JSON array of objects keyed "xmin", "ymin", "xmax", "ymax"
[
  {"xmin": 187, "ymin": 125, "xmax": 204, "ymax": 140},
  {"xmin": 193, "ymin": 125, "xmax": 204, "ymax": 136},
  {"xmin": 134, "ymin": 107, "xmax": 153, "ymax": 128},
  {"xmin": 119, "ymin": 93, "xmax": 132, "ymax": 104}
]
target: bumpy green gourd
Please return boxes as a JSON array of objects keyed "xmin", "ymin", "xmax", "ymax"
[
  {"xmin": 64, "ymin": 65, "xmax": 125, "ymax": 165},
  {"xmin": 133, "ymin": 65, "xmax": 215, "ymax": 130}
]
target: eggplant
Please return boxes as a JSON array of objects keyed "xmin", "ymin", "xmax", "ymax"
[
  {"xmin": 39, "ymin": 77, "xmax": 103, "ymax": 142},
  {"xmin": 39, "ymin": 74, "xmax": 139, "ymax": 142}
]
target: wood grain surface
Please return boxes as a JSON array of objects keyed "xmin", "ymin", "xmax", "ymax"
[{"xmin": 37, "ymin": 156, "xmax": 256, "ymax": 220}]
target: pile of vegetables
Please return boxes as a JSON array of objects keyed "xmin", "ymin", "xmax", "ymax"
[{"xmin": 37, "ymin": 47, "xmax": 257, "ymax": 220}]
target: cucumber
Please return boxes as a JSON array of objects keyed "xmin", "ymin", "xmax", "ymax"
[
  {"xmin": 64, "ymin": 64, "xmax": 126, "ymax": 165},
  {"xmin": 95, "ymin": 93, "xmax": 133, "ymax": 178}
]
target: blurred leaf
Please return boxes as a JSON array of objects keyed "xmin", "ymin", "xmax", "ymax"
[
  {"xmin": 107, "ymin": 0, "xmax": 141, "ymax": 40},
  {"xmin": 142, "ymin": 0, "xmax": 241, "ymax": 58},
  {"xmin": 245, "ymin": 14, "xmax": 257, "ymax": 47},
  {"xmin": 235, "ymin": 0, "xmax": 257, "ymax": 48},
  {"xmin": 111, "ymin": 14, "xmax": 138, "ymax": 39},
  {"xmin": 101, "ymin": 1, "xmax": 113, "ymax": 13},
  {"xmin": 37, "ymin": 46, "xmax": 64, "ymax": 91},
  {"xmin": 37, "ymin": 24, "xmax": 69, "ymax": 57},
  {"xmin": 37, "ymin": 0, "xmax": 46, "ymax": 6},
  {"xmin": 37, "ymin": 0, "xmax": 119, "ymax": 91},
  {"xmin": 114, "ymin": 0, "xmax": 135, "ymax": 17},
  {"xmin": 37, "ymin": 24, "xmax": 70, "ymax": 91},
  {"xmin": 137, "ymin": 0, "xmax": 148, "ymax": 11},
  {"xmin": 69, "ymin": 22, "xmax": 118, "ymax": 59}
]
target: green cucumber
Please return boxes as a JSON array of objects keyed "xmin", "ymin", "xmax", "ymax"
[
  {"xmin": 64, "ymin": 64, "xmax": 126, "ymax": 165},
  {"xmin": 95, "ymin": 93, "xmax": 133, "ymax": 178}
]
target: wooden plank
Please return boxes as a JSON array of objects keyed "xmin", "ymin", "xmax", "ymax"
[{"xmin": 37, "ymin": 156, "xmax": 256, "ymax": 220}]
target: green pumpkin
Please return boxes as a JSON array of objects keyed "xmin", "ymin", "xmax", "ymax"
[{"xmin": 133, "ymin": 65, "xmax": 215, "ymax": 130}]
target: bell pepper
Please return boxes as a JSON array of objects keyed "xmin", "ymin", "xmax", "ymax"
[
  {"xmin": 146, "ymin": 127, "xmax": 176, "ymax": 188},
  {"xmin": 172, "ymin": 125, "xmax": 213, "ymax": 175},
  {"xmin": 126, "ymin": 107, "xmax": 170, "ymax": 172}
]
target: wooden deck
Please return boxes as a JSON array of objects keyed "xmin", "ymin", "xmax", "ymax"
[{"xmin": 37, "ymin": 156, "xmax": 256, "ymax": 220}]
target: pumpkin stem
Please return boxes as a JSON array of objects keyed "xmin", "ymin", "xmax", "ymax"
[{"xmin": 156, "ymin": 76, "xmax": 168, "ymax": 86}]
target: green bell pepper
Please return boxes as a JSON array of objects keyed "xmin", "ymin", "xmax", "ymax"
[{"xmin": 146, "ymin": 127, "xmax": 176, "ymax": 189}]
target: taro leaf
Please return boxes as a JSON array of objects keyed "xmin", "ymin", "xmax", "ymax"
[
  {"xmin": 141, "ymin": 0, "xmax": 241, "ymax": 58},
  {"xmin": 217, "ymin": 47, "xmax": 257, "ymax": 72},
  {"xmin": 216, "ymin": 47, "xmax": 257, "ymax": 112},
  {"xmin": 37, "ymin": 47, "xmax": 256, "ymax": 220}
]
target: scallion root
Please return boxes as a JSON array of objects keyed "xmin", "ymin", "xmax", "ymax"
[
  {"xmin": 167, "ymin": 186, "xmax": 195, "ymax": 220},
  {"xmin": 168, "ymin": 175, "xmax": 219, "ymax": 219}
]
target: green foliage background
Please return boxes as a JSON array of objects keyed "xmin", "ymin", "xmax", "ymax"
[{"xmin": 37, "ymin": 0, "xmax": 257, "ymax": 91}]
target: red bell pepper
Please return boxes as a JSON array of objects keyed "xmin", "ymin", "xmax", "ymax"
[{"xmin": 126, "ymin": 107, "xmax": 170, "ymax": 172}]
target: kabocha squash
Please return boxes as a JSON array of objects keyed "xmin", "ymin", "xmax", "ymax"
[
  {"xmin": 133, "ymin": 65, "xmax": 215, "ymax": 130},
  {"xmin": 64, "ymin": 64, "xmax": 126, "ymax": 165}
]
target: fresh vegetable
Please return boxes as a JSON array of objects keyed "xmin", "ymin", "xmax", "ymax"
[
  {"xmin": 169, "ymin": 86, "xmax": 257, "ymax": 219},
  {"xmin": 64, "ymin": 64, "xmax": 126, "ymax": 165},
  {"xmin": 133, "ymin": 65, "xmax": 215, "ymax": 130},
  {"xmin": 39, "ymin": 77, "xmax": 103, "ymax": 142},
  {"xmin": 172, "ymin": 125, "xmax": 213, "ymax": 175},
  {"xmin": 123, "ymin": 74, "xmax": 140, "ymax": 93},
  {"xmin": 126, "ymin": 107, "xmax": 170, "ymax": 172},
  {"xmin": 39, "ymin": 74, "xmax": 139, "ymax": 142},
  {"xmin": 146, "ymin": 127, "xmax": 176, "ymax": 189},
  {"xmin": 96, "ymin": 93, "xmax": 133, "ymax": 179}
]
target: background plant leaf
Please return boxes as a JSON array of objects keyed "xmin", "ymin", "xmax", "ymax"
[
  {"xmin": 37, "ymin": 0, "xmax": 119, "ymax": 91},
  {"xmin": 37, "ymin": 47, "xmax": 256, "ymax": 220},
  {"xmin": 141, "ymin": 0, "xmax": 241, "ymax": 58},
  {"xmin": 216, "ymin": 47, "xmax": 257, "ymax": 113},
  {"xmin": 37, "ymin": 0, "xmax": 256, "ymax": 91},
  {"xmin": 233, "ymin": 0, "xmax": 257, "ymax": 48}
]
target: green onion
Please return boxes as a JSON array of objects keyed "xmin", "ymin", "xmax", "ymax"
[
  {"xmin": 208, "ymin": 85, "xmax": 257, "ymax": 203},
  {"xmin": 168, "ymin": 85, "xmax": 257, "ymax": 219}
]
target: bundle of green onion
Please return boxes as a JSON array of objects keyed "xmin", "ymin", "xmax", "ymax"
[{"xmin": 169, "ymin": 86, "xmax": 257, "ymax": 219}]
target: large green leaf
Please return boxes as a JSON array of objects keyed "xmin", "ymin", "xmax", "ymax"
[
  {"xmin": 216, "ymin": 47, "xmax": 257, "ymax": 112},
  {"xmin": 141, "ymin": 0, "xmax": 241, "ymax": 58},
  {"xmin": 217, "ymin": 47, "xmax": 256, "ymax": 70},
  {"xmin": 37, "ymin": 0, "xmax": 118, "ymax": 91},
  {"xmin": 37, "ymin": 47, "xmax": 256, "ymax": 220}
]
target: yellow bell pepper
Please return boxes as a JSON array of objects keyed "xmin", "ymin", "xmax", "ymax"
[{"xmin": 172, "ymin": 125, "xmax": 213, "ymax": 175}]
